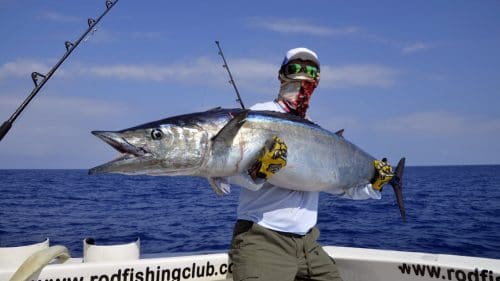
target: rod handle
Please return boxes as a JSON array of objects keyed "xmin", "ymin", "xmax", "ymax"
[{"xmin": 0, "ymin": 121, "xmax": 12, "ymax": 141}]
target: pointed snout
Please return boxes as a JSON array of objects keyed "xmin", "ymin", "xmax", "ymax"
[
  {"xmin": 91, "ymin": 130, "xmax": 147, "ymax": 157},
  {"xmin": 91, "ymin": 131, "xmax": 128, "ymax": 154},
  {"xmin": 91, "ymin": 130, "xmax": 118, "ymax": 142}
]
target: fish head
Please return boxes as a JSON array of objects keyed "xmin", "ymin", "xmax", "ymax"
[{"xmin": 89, "ymin": 121, "xmax": 208, "ymax": 176}]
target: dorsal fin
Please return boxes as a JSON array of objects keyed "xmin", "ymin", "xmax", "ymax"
[
  {"xmin": 206, "ymin": 106, "xmax": 222, "ymax": 112},
  {"xmin": 335, "ymin": 129, "xmax": 344, "ymax": 138}
]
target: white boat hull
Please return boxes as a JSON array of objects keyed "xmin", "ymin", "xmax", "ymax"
[{"xmin": 1, "ymin": 246, "xmax": 499, "ymax": 281}]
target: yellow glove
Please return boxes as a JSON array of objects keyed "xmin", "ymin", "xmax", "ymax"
[
  {"xmin": 248, "ymin": 136, "xmax": 288, "ymax": 183},
  {"xmin": 371, "ymin": 158, "xmax": 394, "ymax": 191}
]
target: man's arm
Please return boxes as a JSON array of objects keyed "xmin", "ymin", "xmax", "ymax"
[
  {"xmin": 335, "ymin": 159, "xmax": 394, "ymax": 200},
  {"xmin": 339, "ymin": 183, "xmax": 381, "ymax": 200}
]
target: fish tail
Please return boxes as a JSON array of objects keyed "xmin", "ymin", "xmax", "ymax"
[{"xmin": 389, "ymin": 157, "xmax": 406, "ymax": 222}]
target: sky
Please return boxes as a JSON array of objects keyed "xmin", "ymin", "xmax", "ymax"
[{"xmin": 1, "ymin": 0, "xmax": 499, "ymax": 168}]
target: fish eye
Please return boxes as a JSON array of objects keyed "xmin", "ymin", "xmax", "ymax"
[{"xmin": 151, "ymin": 129, "xmax": 163, "ymax": 140}]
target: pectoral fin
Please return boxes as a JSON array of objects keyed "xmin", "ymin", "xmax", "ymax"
[
  {"xmin": 211, "ymin": 110, "xmax": 249, "ymax": 147},
  {"xmin": 208, "ymin": 177, "xmax": 231, "ymax": 196}
]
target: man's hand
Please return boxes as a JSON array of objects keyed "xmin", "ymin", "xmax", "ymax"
[
  {"xmin": 371, "ymin": 158, "xmax": 394, "ymax": 191},
  {"xmin": 248, "ymin": 136, "xmax": 288, "ymax": 183}
]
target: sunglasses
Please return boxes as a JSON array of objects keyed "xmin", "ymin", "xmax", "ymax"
[{"xmin": 284, "ymin": 63, "xmax": 319, "ymax": 79}]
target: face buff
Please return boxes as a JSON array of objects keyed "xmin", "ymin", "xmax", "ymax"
[{"xmin": 277, "ymin": 80, "xmax": 317, "ymax": 118}]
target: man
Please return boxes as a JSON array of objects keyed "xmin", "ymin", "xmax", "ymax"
[{"xmin": 229, "ymin": 47, "xmax": 394, "ymax": 281}]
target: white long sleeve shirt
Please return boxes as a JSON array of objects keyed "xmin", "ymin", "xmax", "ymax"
[{"xmin": 234, "ymin": 101, "xmax": 380, "ymax": 235}]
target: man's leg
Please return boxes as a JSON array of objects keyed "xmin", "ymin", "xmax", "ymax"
[
  {"xmin": 295, "ymin": 227, "xmax": 343, "ymax": 281},
  {"xmin": 229, "ymin": 220, "xmax": 299, "ymax": 281}
]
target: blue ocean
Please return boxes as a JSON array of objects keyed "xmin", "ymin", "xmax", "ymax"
[{"xmin": 1, "ymin": 166, "xmax": 499, "ymax": 259}]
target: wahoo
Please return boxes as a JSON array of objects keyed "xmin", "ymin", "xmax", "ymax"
[{"xmin": 89, "ymin": 107, "xmax": 406, "ymax": 220}]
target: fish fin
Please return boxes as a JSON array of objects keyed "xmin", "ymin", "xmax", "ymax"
[
  {"xmin": 334, "ymin": 129, "xmax": 344, "ymax": 138},
  {"xmin": 211, "ymin": 110, "xmax": 249, "ymax": 146},
  {"xmin": 208, "ymin": 177, "xmax": 231, "ymax": 196},
  {"xmin": 206, "ymin": 106, "xmax": 222, "ymax": 112},
  {"xmin": 389, "ymin": 157, "xmax": 406, "ymax": 222}
]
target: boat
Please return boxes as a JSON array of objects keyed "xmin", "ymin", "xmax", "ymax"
[
  {"xmin": 1, "ymin": 238, "xmax": 499, "ymax": 281},
  {"xmin": 1, "ymin": 1, "xmax": 499, "ymax": 280}
]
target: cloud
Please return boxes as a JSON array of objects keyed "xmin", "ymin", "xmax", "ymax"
[
  {"xmin": 0, "ymin": 57, "xmax": 272, "ymax": 95},
  {"xmin": 248, "ymin": 18, "xmax": 359, "ymax": 37},
  {"xmin": 0, "ymin": 57, "xmax": 217, "ymax": 83},
  {"xmin": 320, "ymin": 64, "xmax": 400, "ymax": 89},
  {"xmin": 0, "ymin": 58, "xmax": 52, "ymax": 80},
  {"xmin": 376, "ymin": 111, "xmax": 500, "ymax": 137},
  {"xmin": 80, "ymin": 57, "xmax": 228, "ymax": 85},
  {"xmin": 361, "ymin": 31, "xmax": 436, "ymax": 55},
  {"xmin": 80, "ymin": 60, "xmax": 399, "ymax": 90},
  {"xmin": 379, "ymin": 111, "xmax": 464, "ymax": 135},
  {"xmin": 402, "ymin": 42, "xmax": 434, "ymax": 54},
  {"xmin": 0, "ymin": 58, "xmax": 399, "ymax": 94},
  {"xmin": 129, "ymin": 31, "xmax": 165, "ymax": 40},
  {"xmin": 84, "ymin": 64, "xmax": 172, "ymax": 81},
  {"xmin": 224, "ymin": 59, "xmax": 277, "ymax": 92},
  {"xmin": 0, "ymin": 95, "xmax": 127, "ymax": 121},
  {"xmin": 82, "ymin": 60, "xmax": 398, "ymax": 90},
  {"xmin": 76, "ymin": 57, "xmax": 276, "ymax": 92},
  {"xmin": 40, "ymin": 11, "xmax": 80, "ymax": 23}
]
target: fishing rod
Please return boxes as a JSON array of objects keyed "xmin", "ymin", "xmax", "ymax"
[
  {"xmin": 0, "ymin": 0, "xmax": 119, "ymax": 142},
  {"xmin": 214, "ymin": 41, "xmax": 245, "ymax": 109}
]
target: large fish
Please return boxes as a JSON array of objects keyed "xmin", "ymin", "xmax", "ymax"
[{"xmin": 89, "ymin": 107, "xmax": 406, "ymax": 220}]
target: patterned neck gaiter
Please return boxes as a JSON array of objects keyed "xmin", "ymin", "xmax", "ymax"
[{"xmin": 277, "ymin": 80, "xmax": 317, "ymax": 118}]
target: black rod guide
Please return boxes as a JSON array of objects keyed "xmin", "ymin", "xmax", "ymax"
[
  {"xmin": 214, "ymin": 41, "xmax": 245, "ymax": 109},
  {"xmin": 0, "ymin": 0, "xmax": 119, "ymax": 142}
]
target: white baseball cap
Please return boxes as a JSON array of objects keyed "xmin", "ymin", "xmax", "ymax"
[{"xmin": 281, "ymin": 47, "xmax": 320, "ymax": 69}]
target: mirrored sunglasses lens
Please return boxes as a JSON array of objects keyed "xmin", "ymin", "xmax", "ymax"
[
  {"xmin": 305, "ymin": 65, "xmax": 318, "ymax": 78},
  {"xmin": 287, "ymin": 64, "xmax": 302, "ymax": 74}
]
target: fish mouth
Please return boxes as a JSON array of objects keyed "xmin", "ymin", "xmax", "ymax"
[{"xmin": 89, "ymin": 131, "xmax": 153, "ymax": 175}]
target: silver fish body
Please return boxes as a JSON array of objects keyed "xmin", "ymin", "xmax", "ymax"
[
  {"xmin": 90, "ymin": 108, "xmax": 374, "ymax": 192},
  {"xmin": 90, "ymin": 108, "xmax": 406, "ymax": 219}
]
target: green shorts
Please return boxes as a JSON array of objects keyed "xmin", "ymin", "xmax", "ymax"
[{"xmin": 229, "ymin": 220, "xmax": 343, "ymax": 281}]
